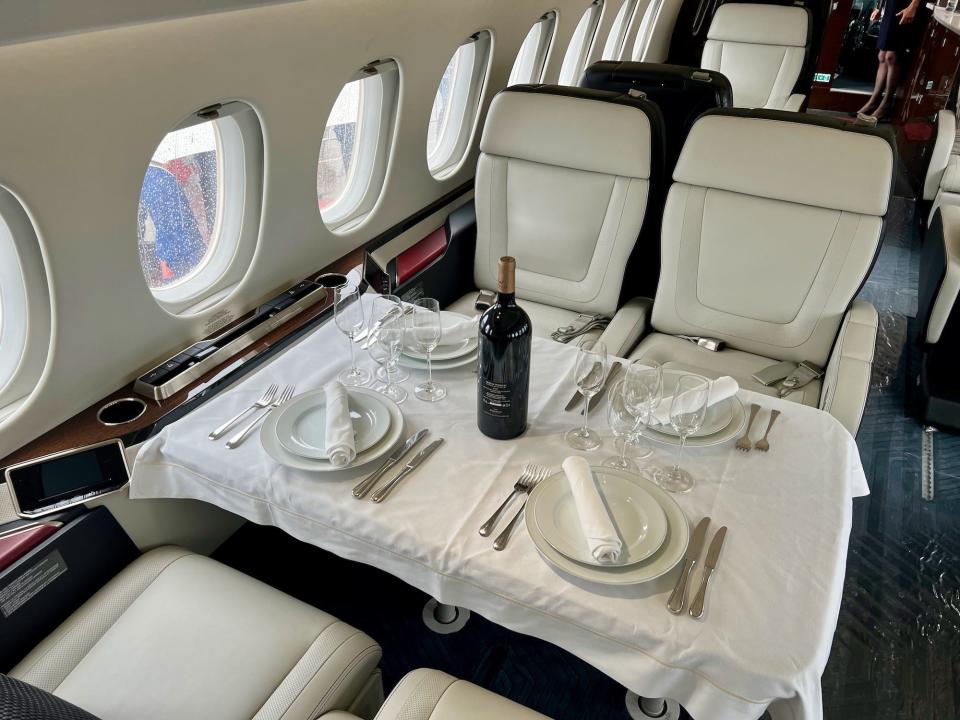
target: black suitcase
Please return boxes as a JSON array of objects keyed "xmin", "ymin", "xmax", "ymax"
[{"xmin": 581, "ymin": 61, "xmax": 732, "ymax": 174}]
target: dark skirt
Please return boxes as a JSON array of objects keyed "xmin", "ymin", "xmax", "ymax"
[{"xmin": 877, "ymin": 0, "xmax": 913, "ymax": 52}]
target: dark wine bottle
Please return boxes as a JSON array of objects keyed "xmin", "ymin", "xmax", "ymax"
[{"xmin": 477, "ymin": 256, "xmax": 532, "ymax": 439}]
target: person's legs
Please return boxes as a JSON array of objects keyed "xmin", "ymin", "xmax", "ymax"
[
  {"xmin": 857, "ymin": 50, "xmax": 889, "ymax": 115},
  {"xmin": 871, "ymin": 51, "xmax": 900, "ymax": 118}
]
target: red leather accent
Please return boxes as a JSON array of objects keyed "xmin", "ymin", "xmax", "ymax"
[
  {"xmin": 0, "ymin": 524, "xmax": 60, "ymax": 572},
  {"xmin": 396, "ymin": 227, "xmax": 448, "ymax": 285}
]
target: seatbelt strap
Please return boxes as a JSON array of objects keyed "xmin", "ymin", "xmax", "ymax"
[{"xmin": 676, "ymin": 335, "xmax": 726, "ymax": 352}]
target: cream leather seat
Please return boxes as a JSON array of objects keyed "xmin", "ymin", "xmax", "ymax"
[
  {"xmin": 322, "ymin": 669, "xmax": 551, "ymax": 720},
  {"xmin": 628, "ymin": 110, "xmax": 894, "ymax": 436},
  {"xmin": 700, "ymin": 3, "xmax": 810, "ymax": 111},
  {"xmin": 9, "ymin": 546, "xmax": 382, "ymax": 720},
  {"xmin": 448, "ymin": 84, "xmax": 664, "ymax": 355},
  {"xmin": 924, "ymin": 108, "xmax": 960, "ymax": 226}
]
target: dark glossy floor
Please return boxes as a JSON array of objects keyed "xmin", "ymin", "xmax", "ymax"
[{"xmin": 217, "ymin": 197, "xmax": 960, "ymax": 720}]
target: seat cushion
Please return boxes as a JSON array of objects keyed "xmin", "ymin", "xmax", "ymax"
[
  {"xmin": 10, "ymin": 547, "xmax": 381, "ymax": 720},
  {"xmin": 628, "ymin": 333, "xmax": 821, "ymax": 406}
]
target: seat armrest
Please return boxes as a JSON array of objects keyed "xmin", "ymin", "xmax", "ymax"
[
  {"xmin": 783, "ymin": 93, "xmax": 805, "ymax": 112},
  {"xmin": 819, "ymin": 300, "xmax": 878, "ymax": 436},
  {"xmin": 598, "ymin": 296, "xmax": 654, "ymax": 357}
]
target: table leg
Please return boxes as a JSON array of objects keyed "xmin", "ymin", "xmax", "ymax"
[
  {"xmin": 422, "ymin": 598, "xmax": 471, "ymax": 634},
  {"xmin": 625, "ymin": 691, "xmax": 680, "ymax": 720}
]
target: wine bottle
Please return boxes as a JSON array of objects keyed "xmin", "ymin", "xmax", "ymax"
[{"xmin": 477, "ymin": 256, "xmax": 532, "ymax": 439}]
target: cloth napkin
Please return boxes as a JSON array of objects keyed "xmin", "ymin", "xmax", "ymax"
[
  {"xmin": 324, "ymin": 380, "xmax": 355, "ymax": 467},
  {"xmin": 562, "ymin": 456, "xmax": 622, "ymax": 565},
  {"xmin": 650, "ymin": 375, "xmax": 739, "ymax": 426},
  {"xmin": 441, "ymin": 314, "xmax": 479, "ymax": 345}
]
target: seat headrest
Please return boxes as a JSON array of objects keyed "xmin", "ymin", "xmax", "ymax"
[
  {"xmin": 673, "ymin": 109, "xmax": 894, "ymax": 216},
  {"xmin": 480, "ymin": 85, "xmax": 658, "ymax": 180},
  {"xmin": 707, "ymin": 3, "xmax": 809, "ymax": 47}
]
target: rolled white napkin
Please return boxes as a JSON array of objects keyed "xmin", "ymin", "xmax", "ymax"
[
  {"xmin": 324, "ymin": 380, "xmax": 355, "ymax": 467},
  {"xmin": 562, "ymin": 456, "xmax": 622, "ymax": 565},
  {"xmin": 441, "ymin": 314, "xmax": 479, "ymax": 345},
  {"xmin": 650, "ymin": 375, "xmax": 739, "ymax": 426}
]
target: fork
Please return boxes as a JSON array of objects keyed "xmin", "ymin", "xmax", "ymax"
[
  {"xmin": 208, "ymin": 384, "xmax": 278, "ymax": 440},
  {"xmin": 479, "ymin": 464, "xmax": 540, "ymax": 537},
  {"xmin": 492, "ymin": 465, "xmax": 550, "ymax": 551},
  {"xmin": 753, "ymin": 410, "xmax": 781, "ymax": 452},
  {"xmin": 226, "ymin": 385, "xmax": 295, "ymax": 449},
  {"xmin": 735, "ymin": 403, "xmax": 761, "ymax": 452}
]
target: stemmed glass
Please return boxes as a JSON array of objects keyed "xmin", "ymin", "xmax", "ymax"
[
  {"xmin": 565, "ymin": 339, "xmax": 608, "ymax": 451},
  {"xmin": 367, "ymin": 295, "xmax": 407, "ymax": 403},
  {"xmin": 412, "ymin": 297, "xmax": 446, "ymax": 402},
  {"xmin": 603, "ymin": 380, "xmax": 642, "ymax": 470},
  {"xmin": 334, "ymin": 284, "xmax": 371, "ymax": 387},
  {"xmin": 661, "ymin": 375, "xmax": 709, "ymax": 494},
  {"xmin": 622, "ymin": 361, "xmax": 663, "ymax": 462}
]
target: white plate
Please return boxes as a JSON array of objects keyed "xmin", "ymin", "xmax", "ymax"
[
  {"xmin": 526, "ymin": 467, "xmax": 690, "ymax": 586},
  {"xmin": 260, "ymin": 388, "xmax": 403, "ymax": 472},
  {"xmin": 647, "ymin": 370, "xmax": 735, "ymax": 438},
  {"xmin": 531, "ymin": 469, "xmax": 668, "ymax": 567},
  {"xmin": 274, "ymin": 390, "xmax": 391, "ymax": 460},
  {"xmin": 398, "ymin": 350, "xmax": 478, "ymax": 371},
  {"xmin": 404, "ymin": 311, "xmax": 477, "ymax": 361},
  {"xmin": 645, "ymin": 389, "xmax": 746, "ymax": 448}
]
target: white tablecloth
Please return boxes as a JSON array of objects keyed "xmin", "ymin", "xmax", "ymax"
[{"xmin": 131, "ymin": 315, "xmax": 868, "ymax": 720}]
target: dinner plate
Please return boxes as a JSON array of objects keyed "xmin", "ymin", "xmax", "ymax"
[
  {"xmin": 530, "ymin": 469, "xmax": 668, "ymax": 567},
  {"xmin": 647, "ymin": 370, "xmax": 735, "ymax": 438},
  {"xmin": 274, "ymin": 390, "xmax": 391, "ymax": 460},
  {"xmin": 645, "ymin": 392, "xmax": 746, "ymax": 448},
  {"xmin": 403, "ymin": 311, "xmax": 478, "ymax": 361},
  {"xmin": 398, "ymin": 350, "xmax": 478, "ymax": 371},
  {"xmin": 526, "ymin": 467, "xmax": 690, "ymax": 586},
  {"xmin": 260, "ymin": 388, "xmax": 403, "ymax": 472}
]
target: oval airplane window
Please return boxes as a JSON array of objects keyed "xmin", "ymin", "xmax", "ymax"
[
  {"xmin": 601, "ymin": 0, "xmax": 638, "ymax": 60},
  {"xmin": 509, "ymin": 11, "xmax": 558, "ymax": 86},
  {"xmin": 0, "ymin": 186, "xmax": 51, "ymax": 418},
  {"xmin": 559, "ymin": 0, "xmax": 605, "ymax": 85},
  {"xmin": 137, "ymin": 102, "xmax": 263, "ymax": 315},
  {"xmin": 427, "ymin": 30, "xmax": 493, "ymax": 179},
  {"xmin": 318, "ymin": 60, "xmax": 401, "ymax": 232}
]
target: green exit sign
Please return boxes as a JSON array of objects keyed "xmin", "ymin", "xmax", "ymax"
[{"xmin": 814, "ymin": 72, "xmax": 831, "ymax": 83}]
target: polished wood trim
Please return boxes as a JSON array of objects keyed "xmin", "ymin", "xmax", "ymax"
[{"xmin": 0, "ymin": 247, "xmax": 365, "ymax": 469}]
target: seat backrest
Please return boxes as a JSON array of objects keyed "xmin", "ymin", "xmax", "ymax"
[
  {"xmin": 918, "ymin": 206, "xmax": 960, "ymax": 347},
  {"xmin": 475, "ymin": 85, "xmax": 664, "ymax": 315},
  {"xmin": 924, "ymin": 109, "xmax": 958, "ymax": 202},
  {"xmin": 701, "ymin": 3, "xmax": 810, "ymax": 110},
  {"xmin": 652, "ymin": 109, "xmax": 894, "ymax": 366}
]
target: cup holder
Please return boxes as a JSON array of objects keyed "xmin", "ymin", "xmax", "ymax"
[
  {"xmin": 97, "ymin": 397, "xmax": 147, "ymax": 426},
  {"xmin": 315, "ymin": 272, "xmax": 349, "ymax": 290}
]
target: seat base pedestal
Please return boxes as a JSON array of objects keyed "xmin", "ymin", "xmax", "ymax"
[
  {"xmin": 422, "ymin": 599, "xmax": 471, "ymax": 634},
  {"xmin": 624, "ymin": 691, "xmax": 680, "ymax": 720}
]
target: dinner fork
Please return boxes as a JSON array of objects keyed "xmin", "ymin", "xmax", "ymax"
[
  {"xmin": 492, "ymin": 465, "xmax": 550, "ymax": 551},
  {"xmin": 753, "ymin": 410, "xmax": 781, "ymax": 452},
  {"xmin": 479, "ymin": 464, "xmax": 541, "ymax": 537},
  {"xmin": 208, "ymin": 384, "xmax": 278, "ymax": 440},
  {"xmin": 735, "ymin": 403, "xmax": 761, "ymax": 452},
  {"xmin": 226, "ymin": 385, "xmax": 295, "ymax": 449}
]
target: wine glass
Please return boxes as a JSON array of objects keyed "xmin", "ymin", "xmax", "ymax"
[
  {"xmin": 661, "ymin": 375, "xmax": 709, "ymax": 494},
  {"xmin": 603, "ymin": 380, "xmax": 642, "ymax": 470},
  {"xmin": 334, "ymin": 284, "xmax": 370, "ymax": 387},
  {"xmin": 565, "ymin": 339, "xmax": 608, "ymax": 451},
  {"xmin": 622, "ymin": 361, "xmax": 663, "ymax": 461},
  {"xmin": 368, "ymin": 295, "xmax": 407, "ymax": 403},
  {"xmin": 412, "ymin": 297, "xmax": 446, "ymax": 402}
]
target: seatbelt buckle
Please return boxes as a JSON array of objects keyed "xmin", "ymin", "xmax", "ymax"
[
  {"xmin": 677, "ymin": 335, "xmax": 726, "ymax": 352},
  {"xmin": 778, "ymin": 361, "xmax": 824, "ymax": 398}
]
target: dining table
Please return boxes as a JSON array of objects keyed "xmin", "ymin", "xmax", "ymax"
[{"xmin": 130, "ymin": 304, "xmax": 869, "ymax": 720}]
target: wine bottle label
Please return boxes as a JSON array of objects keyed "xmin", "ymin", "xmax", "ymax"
[{"xmin": 480, "ymin": 378, "xmax": 512, "ymax": 419}]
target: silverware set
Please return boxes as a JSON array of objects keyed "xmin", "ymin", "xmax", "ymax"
[
  {"xmin": 352, "ymin": 429, "xmax": 442, "ymax": 502},
  {"xmin": 667, "ymin": 516, "xmax": 726, "ymax": 618},
  {"xmin": 478, "ymin": 464, "xmax": 550, "ymax": 550},
  {"xmin": 551, "ymin": 313, "xmax": 610, "ymax": 343},
  {"xmin": 208, "ymin": 383, "xmax": 296, "ymax": 448},
  {"xmin": 736, "ymin": 403, "xmax": 781, "ymax": 452}
]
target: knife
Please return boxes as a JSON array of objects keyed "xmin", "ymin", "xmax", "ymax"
[
  {"xmin": 689, "ymin": 526, "xmax": 726, "ymax": 619},
  {"xmin": 352, "ymin": 429, "xmax": 429, "ymax": 498},
  {"xmin": 581, "ymin": 362, "xmax": 624, "ymax": 415},
  {"xmin": 370, "ymin": 438, "xmax": 444, "ymax": 503},
  {"xmin": 667, "ymin": 516, "xmax": 710, "ymax": 614}
]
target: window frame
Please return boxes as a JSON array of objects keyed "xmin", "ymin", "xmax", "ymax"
[
  {"xmin": 427, "ymin": 30, "xmax": 494, "ymax": 180},
  {"xmin": 601, "ymin": 0, "xmax": 639, "ymax": 60},
  {"xmin": 508, "ymin": 11, "xmax": 558, "ymax": 86},
  {"xmin": 559, "ymin": 0, "xmax": 605, "ymax": 86},
  {"xmin": 0, "ymin": 186, "xmax": 51, "ymax": 420},
  {"xmin": 319, "ymin": 59, "xmax": 401, "ymax": 233},
  {"xmin": 142, "ymin": 101, "xmax": 263, "ymax": 316}
]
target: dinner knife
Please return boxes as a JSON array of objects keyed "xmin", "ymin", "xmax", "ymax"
[
  {"xmin": 667, "ymin": 516, "xmax": 710, "ymax": 614},
  {"xmin": 370, "ymin": 438, "xmax": 444, "ymax": 503},
  {"xmin": 352, "ymin": 429, "xmax": 429, "ymax": 499},
  {"xmin": 689, "ymin": 526, "xmax": 726, "ymax": 619},
  {"xmin": 582, "ymin": 362, "xmax": 624, "ymax": 415}
]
